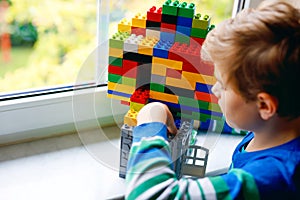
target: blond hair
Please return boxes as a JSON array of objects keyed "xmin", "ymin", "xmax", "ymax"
[{"xmin": 203, "ymin": 0, "xmax": 300, "ymax": 119}]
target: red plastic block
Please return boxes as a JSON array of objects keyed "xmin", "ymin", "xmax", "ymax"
[
  {"xmin": 108, "ymin": 65, "xmax": 124, "ymax": 76},
  {"xmin": 123, "ymin": 60, "xmax": 138, "ymax": 78},
  {"xmin": 147, "ymin": 6, "xmax": 162, "ymax": 22},
  {"xmin": 168, "ymin": 42, "xmax": 213, "ymax": 75},
  {"xmin": 121, "ymin": 100, "xmax": 130, "ymax": 106},
  {"xmin": 131, "ymin": 26, "xmax": 146, "ymax": 36},
  {"xmin": 130, "ymin": 88, "xmax": 150, "ymax": 104},
  {"xmin": 194, "ymin": 91, "xmax": 218, "ymax": 103},
  {"xmin": 166, "ymin": 68, "xmax": 182, "ymax": 79},
  {"xmin": 190, "ymin": 36, "xmax": 205, "ymax": 46},
  {"xmin": 161, "ymin": 23, "xmax": 176, "ymax": 33}
]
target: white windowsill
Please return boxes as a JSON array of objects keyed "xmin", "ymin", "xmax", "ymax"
[{"xmin": 0, "ymin": 86, "xmax": 128, "ymax": 145}]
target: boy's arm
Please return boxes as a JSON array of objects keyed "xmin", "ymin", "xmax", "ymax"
[{"xmin": 125, "ymin": 103, "xmax": 260, "ymax": 200}]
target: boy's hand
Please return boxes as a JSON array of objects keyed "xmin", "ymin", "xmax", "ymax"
[{"xmin": 137, "ymin": 102, "xmax": 177, "ymax": 135}]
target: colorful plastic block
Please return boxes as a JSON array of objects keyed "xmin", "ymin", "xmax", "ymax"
[
  {"xmin": 162, "ymin": 0, "xmax": 180, "ymax": 16},
  {"xmin": 130, "ymin": 88, "xmax": 150, "ymax": 104},
  {"xmin": 131, "ymin": 26, "xmax": 146, "ymax": 36},
  {"xmin": 146, "ymin": 29, "xmax": 160, "ymax": 39},
  {"xmin": 191, "ymin": 27, "xmax": 209, "ymax": 38},
  {"xmin": 177, "ymin": 16, "xmax": 193, "ymax": 27},
  {"xmin": 192, "ymin": 13, "xmax": 211, "ymax": 29},
  {"xmin": 161, "ymin": 22, "xmax": 177, "ymax": 33},
  {"xmin": 153, "ymin": 40, "xmax": 174, "ymax": 58},
  {"xmin": 124, "ymin": 109, "xmax": 138, "ymax": 126},
  {"xmin": 132, "ymin": 13, "xmax": 147, "ymax": 28},
  {"xmin": 138, "ymin": 36, "xmax": 159, "ymax": 55},
  {"xmin": 160, "ymin": 31, "xmax": 175, "ymax": 43},
  {"xmin": 109, "ymin": 47, "xmax": 123, "ymax": 58},
  {"xmin": 178, "ymin": 2, "xmax": 195, "ymax": 18},
  {"xmin": 176, "ymin": 25, "xmax": 191, "ymax": 36},
  {"xmin": 147, "ymin": 6, "xmax": 162, "ymax": 22},
  {"xmin": 118, "ymin": 19, "xmax": 132, "ymax": 33},
  {"xmin": 146, "ymin": 20, "xmax": 161, "ymax": 31},
  {"xmin": 161, "ymin": 13, "xmax": 178, "ymax": 24},
  {"xmin": 123, "ymin": 34, "xmax": 144, "ymax": 53},
  {"xmin": 109, "ymin": 31, "xmax": 130, "ymax": 49}
]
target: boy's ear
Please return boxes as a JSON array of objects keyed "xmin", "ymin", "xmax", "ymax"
[{"xmin": 256, "ymin": 92, "xmax": 278, "ymax": 120}]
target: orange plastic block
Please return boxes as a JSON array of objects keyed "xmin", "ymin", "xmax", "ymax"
[
  {"xmin": 109, "ymin": 47, "xmax": 123, "ymax": 58},
  {"xmin": 118, "ymin": 19, "xmax": 132, "ymax": 32},
  {"xmin": 132, "ymin": 13, "xmax": 147, "ymax": 28},
  {"xmin": 124, "ymin": 109, "xmax": 138, "ymax": 126},
  {"xmin": 107, "ymin": 94, "xmax": 130, "ymax": 102},
  {"xmin": 152, "ymin": 57, "xmax": 183, "ymax": 70},
  {"xmin": 166, "ymin": 76, "xmax": 195, "ymax": 90},
  {"xmin": 150, "ymin": 91, "xmax": 178, "ymax": 104},
  {"xmin": 152, "ymin": 62, "xmax": 167, "ymax": 76},
  {"xmin": 138, "ymin": 37, "xmax": 159, "ymax": 55},
  {"xmin": 108, "ymin": 82, "xmax": 135, "ymax": 95}
]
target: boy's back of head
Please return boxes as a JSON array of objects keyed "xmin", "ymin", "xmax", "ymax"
[{"xmin": 203, "ymin": 0, "xmax": 300, "ymax": 120}]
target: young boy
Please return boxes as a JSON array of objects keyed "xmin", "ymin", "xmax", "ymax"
[{"xmin": 125, "ymin": 0, "xmax": 300, "ymax": 199}]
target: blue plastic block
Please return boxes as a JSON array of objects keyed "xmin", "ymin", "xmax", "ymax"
[
  {"xmin": 107, "ymin": 90, "xmax": 131, "ymax": 98},
  {"xmin": 160, "ymin": 31, "xmax": 175, "ymax": 43},
  {"xmin": 176, "ymin": 25, "xmax": 191, "ymax": 36},
  {"xmin": 195, "ymin": 82, "xmax": 212, "ymax": 93},
  {"xmin": 177, "ymin": 16, "xmax": 193, "ymax": 27},
  {"xmin": 153, "ymin": 40, "xmax": 174, "ymax": 58}
]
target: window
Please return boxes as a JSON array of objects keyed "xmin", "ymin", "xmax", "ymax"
[{"xmin": 0, "ymin": 0, "xmax": 249, "ymax": 145}]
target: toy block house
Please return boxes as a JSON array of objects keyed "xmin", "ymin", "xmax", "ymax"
[{"xmin": 107, "ymin": 0, "xmax": 244, "ymax": 178}]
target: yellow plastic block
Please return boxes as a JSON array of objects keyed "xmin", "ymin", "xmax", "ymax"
[
  {"xmin": 138, "ymin": 37, "xmax": 159, "ymax": 55},
  {"xmin": 152, "ymin": 57, "xmax": 183, "ymax": 70},
  {"xmin": 182, "ymin": 71, "xmax": 205, "ymax": 83},
  {"xmin": 152, "ymin": 63, "xmax": 167, "ymax": 76},
  {"xmin": 150, "ymin": 91, "xmax": 178, "ymax": 104},
  {"xmin": 107, "ymin": 82, "xmax": 135, "ymax": 94},
  {"xmin": 202, "ymin": 75, "xmax": 216, "ymax": 85},
  {"xmin": 118, "ymin": 18, "xmax": 131, "ymax": 32},
  {"xmin": 109, "ymin": 47, "xmax": 123, "ymax": 58},
  {"xmin": 132, "ymin": 13, "xmax": 147, "ymax": 28},
  {"xmin": 166, "ymin": 77, "xmax": 195, "ymax": 90},
  {"xmin": 107, "ymin": 94, "xmax": 130, "ymax": 102},
  {"xmin": 124, "ymin": 109, "xmax": 138, "ymax": 126},
  {"xmin": 130, "ymin": 101, "xmax": 145, "ymax": 112}
]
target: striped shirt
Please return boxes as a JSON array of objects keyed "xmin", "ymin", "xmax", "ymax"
[{"xmin": 125, "ymin": 122, "xmax": 300, "ymax": 200}]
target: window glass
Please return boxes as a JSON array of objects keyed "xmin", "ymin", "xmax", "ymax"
[{"xmin": 0, "ymin": 0, "xmax": 97, "ymax": 94}]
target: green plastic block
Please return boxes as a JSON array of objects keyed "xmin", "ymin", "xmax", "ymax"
[
  {"xmin": 109, "ymin": 56, "xmax": 123, "ymax": 67},
  {"xmin": 192, "ymin": 13, "xmax": 211, "ymax": 29},
  {"xmin": 108, "ymin": 73, "xmax": 122, "ymax": 83},
  {"xmin": 122, "ymin": 77, "xmax": 136, "ymax": 87},
  {"xmin": 178, "ymin": 2, "xmax": 195, "ymax": 18},
  {"xmin": 150, "ymin": 83, "xmax": 165, "ymax": 93},
  {"xmin": 208, "ymin": 102, "xmax": 222, "ymax": 112},
  {"xmin": 162, "ymin": 0, "xmax": 180, "ymax": 16},
  {"xmin": 178, "ymin": 96, "xmax": 209, "ymax": 110},
  {"xmin": 191, "ymin": 27, "xmax": 208, "ymax": 38},
  {"xmin": 175, "ymin": 33, "xmax": 190, "ymax": 44},
  {"xmin": 109, "ymin": 31, "xmax": 130, "ymax": 49}
]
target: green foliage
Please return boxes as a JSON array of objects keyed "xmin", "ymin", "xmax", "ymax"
[
  {"xmin": 0, "ymin": 0, "xmax": 97, "ymax": 92},
  {"xmin": 9, "ymin": 21, "xmax": 38, "ymax": 46}
]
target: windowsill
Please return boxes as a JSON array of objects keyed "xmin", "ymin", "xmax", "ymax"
[
  {"xmin": 0, "ymin": 86, "xmax": 128, "ymax": 146},
  {"xmin": 0, "ymin": 125, "xmax": 243, "ymax": 199}
]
